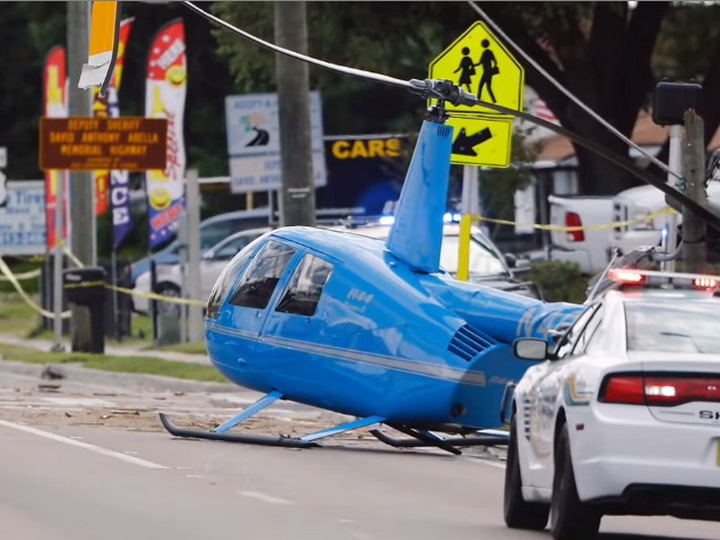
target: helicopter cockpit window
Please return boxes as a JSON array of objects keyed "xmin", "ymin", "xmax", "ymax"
[
  {"xmin": 275, "ymin": 254, "xmax": 333, "ymax": 317},
  {"xmin": 205, "ymin": 240, "xmax": 263, "ymax": 319},
  {"xmin": 229, "ymin": 240, "xmax": 296, "ymax": 310}
]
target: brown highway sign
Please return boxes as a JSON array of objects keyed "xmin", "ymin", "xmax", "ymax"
[{"xmin": 40, "ymin": 117, "xmax": 167, "ymax": 171}]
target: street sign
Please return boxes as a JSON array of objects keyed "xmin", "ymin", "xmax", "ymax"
[
  {"xmin": 429, "ymin": 21, "xmax": 525, "ymax": 116},
  {"xmin": 225, "ymin": 91, "xmax": 326, "ymax": 193},
  {"xmin": 0, "ymin": 181, "xmax": 46, "ymax": 256},
  {"xmin": 429, "ymin": 21, "xmax": 524, "ymax": 169},
  {"xmin": 447, "ymin": 115, "xmax": 514, "ymax": 168},
  {"xmin": 40, "ymin": 117, "xmax": 167, "ymax": 171},
  {"xmin": 229, "ymin": 152, "xmax": 327, "ymax": 194}
]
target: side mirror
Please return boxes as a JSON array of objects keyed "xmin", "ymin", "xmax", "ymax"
[
  {"xmin": 513, "ymin": 338, "xmax": 548, "ymax": 361},
  {"xmin": 504, "ymin": 253, "xmax": 517, "ymax": 268}
]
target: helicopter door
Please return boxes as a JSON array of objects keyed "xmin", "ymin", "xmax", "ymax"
[
  {"xmin": 256, "ymin": 252, "xmax": 335, "ymax": 397},
  {"xmin": 222, "ymin": 240, "xmax": 298, "ymax": 351}
]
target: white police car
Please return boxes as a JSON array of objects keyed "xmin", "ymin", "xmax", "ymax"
[{"xmin": 504, "ymin": 268, "xmax": 720, "ymax": 539}]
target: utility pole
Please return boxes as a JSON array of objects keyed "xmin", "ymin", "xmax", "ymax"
[
  {"xmin": 274, "ymin": 1, "xmax": 315, "ymax": 226},
  {"xmin": 67, "ymin": 1, "xmax": 96, "ymax": 351},
  {"xmin": 682, "ymin": 110, "xmax": 707, "ymax": 273}
]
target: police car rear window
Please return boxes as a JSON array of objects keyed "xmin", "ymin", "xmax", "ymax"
[{"xmin": 625, "ymin": 299, "xmax": 720, "ymax": 354}]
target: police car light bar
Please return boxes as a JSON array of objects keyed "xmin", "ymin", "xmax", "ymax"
[{"xmin": 607, "ymin": 268, "xmax": 719, "ymax": 292}]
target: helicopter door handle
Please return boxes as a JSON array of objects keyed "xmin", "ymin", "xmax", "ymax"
[{"xmin": 500, "ymin": 382, "xmax": 516, "ymax": 425}]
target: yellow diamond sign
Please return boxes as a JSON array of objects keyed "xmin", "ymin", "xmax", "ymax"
[
  {"xmin": 429, "ymin": 21, "xmax": 524, "ymax": 116},
  {"xmin": 447, "ymin": 115, "xmax": 513, "ymax": 168}
]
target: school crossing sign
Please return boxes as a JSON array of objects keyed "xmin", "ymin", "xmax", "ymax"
[{"xmin": 429, "ymin": 21, "xmax": 524, "ymax": 168}]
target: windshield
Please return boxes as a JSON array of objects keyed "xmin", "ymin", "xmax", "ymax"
[
  {"xmin": 439, "ymin": 235, "xmax": 508, "ymax": 278},
  {"xmin": 625, "ymin": 295, "xmax": 720, "ymax": 353}
]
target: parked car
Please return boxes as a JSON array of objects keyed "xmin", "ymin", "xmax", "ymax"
[
  {"xmin": 505, "ymin": 268, "xmax": 720, "ymax": 539},
  {"xmin": 546, "ymin": 194, "xmax": 614, "ymax": 275},
  {"xmin": 328, "ymin": 219, "xmax": 541, "ymax": 298},
  {"xmin": 132, "ymin": 227, "xmax": 270, "ymax": 314},
  {"xmin": 129, "ymin": 207, "xmax": 271, "ymax": 284}
]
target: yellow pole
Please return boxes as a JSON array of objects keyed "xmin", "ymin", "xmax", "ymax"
[
  {"xmin": 78, "ymin": 1, "xmax": 119, "ymax": 94},
  {"xmin": 457, "ymin": 213, "xmax": 472, "ymax": 281}
]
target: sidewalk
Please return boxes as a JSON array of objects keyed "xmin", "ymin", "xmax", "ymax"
[{"xmin": 0, "ymin": 334, "xmax": 212, "ymax": 366}]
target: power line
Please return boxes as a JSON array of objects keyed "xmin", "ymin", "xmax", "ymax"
[{"xmin": 180, "ymin": 1, "xmax": 720, "ymax": 231}]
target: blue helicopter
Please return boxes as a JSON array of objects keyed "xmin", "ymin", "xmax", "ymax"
[
  {"xmin": 159, "ymin": 84, "xmax": 583, "ymax": 452},
  {"xmin": 162, "ymin": 2, "xmax": 714, "ymax": 453}
]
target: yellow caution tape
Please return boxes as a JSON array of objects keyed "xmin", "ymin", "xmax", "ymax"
[
  {"xmin": 60, "ymin": 245, "xmax": 206, "ymax": 307},
  {"xmin": 0, "ymin": 256, "xmax": 71, "ymax": 319},
  {"xmin": 105, "ymin": 283, "xmax": 206, "ymax": 307},
  {"xmin": 0, "ymin": 268, "xmax": 41, "ymax": 281},
  {"xmin": 475, "ymin": 206, "xmax": 676, "ymax": 232}
]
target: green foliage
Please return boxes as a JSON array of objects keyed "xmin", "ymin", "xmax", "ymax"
[
  {"xmin": 0, "ymin": 343, "xmax": 225, "ymax": 382},
  {"xmin": 528, "ymin": 261, "xmax": 589, "ymax": 304},
  {"xmin": 655, "ymin": 4, "xmax": 720, "ymax": 81}
]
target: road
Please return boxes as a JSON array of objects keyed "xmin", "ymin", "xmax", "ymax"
[{"xmin": 1, "ymin": 360, "xmax": 718, "ymax": 540}]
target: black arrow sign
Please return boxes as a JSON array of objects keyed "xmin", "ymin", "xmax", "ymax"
[{"xmin": 452, "ymin": 127, "xmax": 492, "ymax": 156}]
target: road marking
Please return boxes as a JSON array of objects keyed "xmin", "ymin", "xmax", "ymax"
[
  {"xmin": 0, "ymin": 419, "xmax": 169, "ymax": 470},
  {"xmin": 237, "ymin": 490, "xmax": 295, "ymax": 505},
  {"xmin": 41, "ymin": 397, "xmax": 116, "ymax": 407},
  {"xmin": 464, "ymin": 455, "xmax": 506, "ymax": 469}
]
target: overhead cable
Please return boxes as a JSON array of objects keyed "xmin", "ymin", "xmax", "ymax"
[
  {"xmin": 180, "ymin": 1, "xmax": 413, "ymax": 91},
  {"xmin": 467, "ymin": 1, "xmax": 679, "ymax": 180},
  {"xmin": 180, "ymin": 2, "xmax": 720, "ymax": 231}
]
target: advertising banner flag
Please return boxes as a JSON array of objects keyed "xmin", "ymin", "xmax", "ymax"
[
  {"xmin": 43, "ymin": 46, "xmax": 68, "ymax": 252},
  {"xmin": 91, "ymin": 89, "xmax": 111, "ymax": 216},
  {"xmin": 145, "ymin": 18, "xmax": 187, "ymax": 249},
  {"xmin": 110, "ymin": 17, "xmax": 135, "ymax": 249},
  {"xmin": 87, "ymin": 16, "xmax": 135, "ymax": 246}
]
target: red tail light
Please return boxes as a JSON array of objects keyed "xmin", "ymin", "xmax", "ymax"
[
  {"xmin": 565, "ymin": 212, "xmax": 585, "ymax": 242},
  {"xmin": 601, "ymin": 375, "xmax": 645, "ymax": 404},
  {"xmin": 600, "ymin": 374, "xmax": 720, "ymax": 406}
]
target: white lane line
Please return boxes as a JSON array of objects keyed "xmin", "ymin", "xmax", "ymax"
[
  {"xmin": 0, "ymin": 419, "xmax": 169, "ymax": 470},
  {"xmin": 479, "ymin": 460, "xmax": 506, "ymax": 470},
  {"xmin": 237, "ymin": 490, "xmax": 295, "ymax": 505}
]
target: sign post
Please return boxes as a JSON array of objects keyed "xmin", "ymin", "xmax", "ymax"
[
  {"xmin": 0, "ymin": 148, "xmax": 6, "ymax": 208},
  {"xmin": 429, "ymin": 21, "xmax": 525, "ymax": 279}
]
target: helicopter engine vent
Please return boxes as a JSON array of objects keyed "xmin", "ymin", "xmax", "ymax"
[{"xmin": 448, "ymin": 324, "xmax": 497, "ymax": 361}]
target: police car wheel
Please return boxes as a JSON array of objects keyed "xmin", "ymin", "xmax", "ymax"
[
  {"xmin": 504, "ymin": 415, "xmax": 549, "ymax": 530},
  {"xmin": 550, "ymin": 423, "xmax": 601, "ymax": 540}
]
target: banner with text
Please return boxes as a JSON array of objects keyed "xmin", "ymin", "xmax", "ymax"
[
  {"xmin": 43, "ymin": 46, "xmax": 69, "ymax": 252},
  {"xmin": 145, "ymin": 18, "xmax": 186, "ymax": 249},
  {"xmin": 92, "ymin": 17, "xmax": 133, "ymax": 218},
  {"xmin": 109, "ymin": 17, "xmax": 134, "ymax": 249}
]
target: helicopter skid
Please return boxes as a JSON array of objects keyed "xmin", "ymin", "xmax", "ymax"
[
  {"xmin": 159, "ymin": 412, "xmax": 318, "ymax": 448},
  {"xmin": 369, "ymin": 425, "xmax": 509, "ymax": 455}
]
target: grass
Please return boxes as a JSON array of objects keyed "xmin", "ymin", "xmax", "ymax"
[
  {"xmin": 0, "ymin": 294, "xmax": 218, "ymax": 382},
  {"xmin": 153, "ymin": 341, "xmax": 208, "ymax": 355},
  {"xmin": 0, "ymin": 343, "xmax": 226, "ymax": 382},
  {"xmin": 0, "ymin": 294, "xmax": 42, "ymax": 336}
]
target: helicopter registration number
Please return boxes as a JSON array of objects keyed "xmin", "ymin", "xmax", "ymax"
[{"xmin": 347, "ymin": 288, "xmax": 374, "ymax": 304}]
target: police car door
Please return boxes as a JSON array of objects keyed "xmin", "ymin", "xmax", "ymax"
[{"xmin": 528, "ymin": 304, "xmax": 601, "ymax": 488}]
